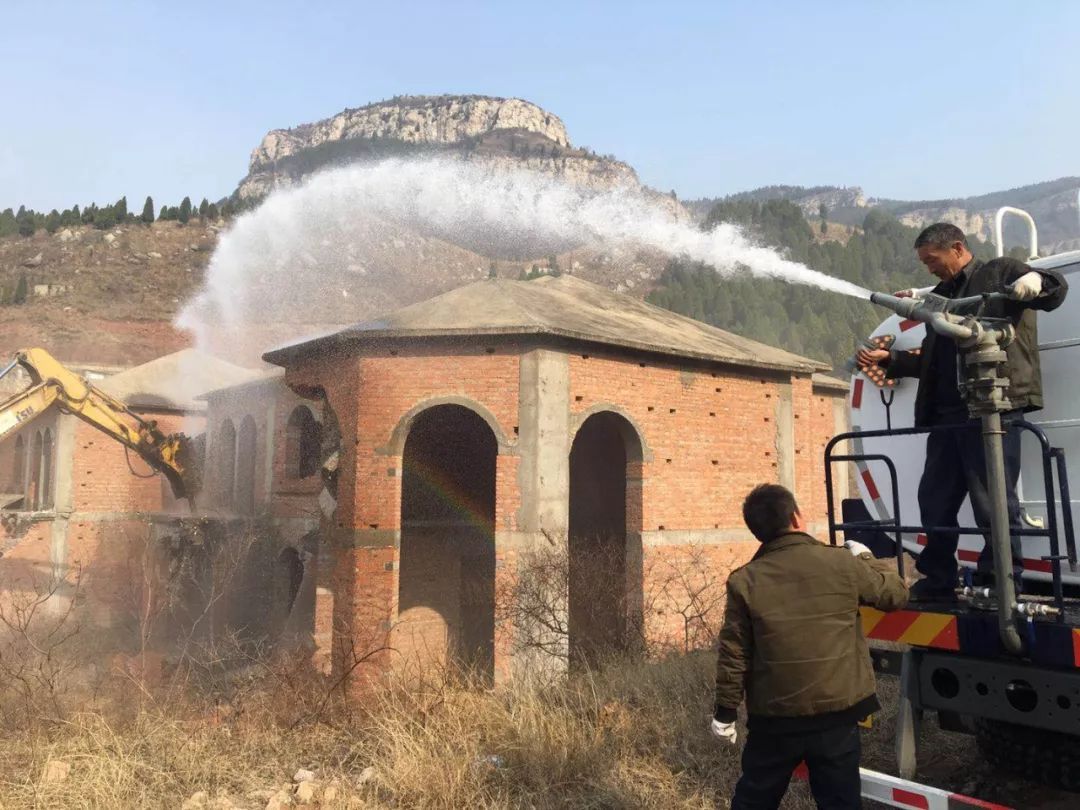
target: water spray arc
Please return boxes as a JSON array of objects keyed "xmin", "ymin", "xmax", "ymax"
[{"xmin": 177, "ymin": 157, "xmax": 870, "ymax": 358}]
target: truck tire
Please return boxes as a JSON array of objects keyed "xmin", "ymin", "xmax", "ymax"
[{"xmin": 974, "ymin": 718, "xmax": 1080, "ymax": 791}]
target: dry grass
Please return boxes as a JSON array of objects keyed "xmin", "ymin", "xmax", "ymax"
[{"xmin": 0, "ymin": 652, "xmax": 820, "ymax": 809}]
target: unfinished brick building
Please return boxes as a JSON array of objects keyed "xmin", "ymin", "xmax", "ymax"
[
  {"xmin": 0, "ymin": 350, "xmax": 261, "ymax": 648},
  {"xmin": 255, "ymin": 275, "xmax": 850, "ymax": 683}
]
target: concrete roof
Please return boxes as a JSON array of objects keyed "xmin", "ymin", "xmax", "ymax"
[
  {"xmin": 264, "ymin": 275, "xmax": 830, "ymax": 374},
  {"xmin": 200, "ymin": 367, "xmax": 285, "ymax": 401},
  {"xmin": 98, "ymin": 349, "xmax": 267, "ymax": 412}
]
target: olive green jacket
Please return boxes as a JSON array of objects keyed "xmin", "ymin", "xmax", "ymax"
[{"xmin": 714, "ymin": 533, "xmax": 908, "ymax": 724}]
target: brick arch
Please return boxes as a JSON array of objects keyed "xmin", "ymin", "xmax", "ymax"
[
  {"xmin": 569, "ymin": 404, "xmax": 651, "ymax": 464},
  {"xmin": 382, "ymin": 395, "xmax": 514, "ymax": 456}
]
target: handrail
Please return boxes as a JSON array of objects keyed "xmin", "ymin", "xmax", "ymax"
[
  {"xmin": 825, "ymin": 420, "xmax": 1075, "ymax": 633},
  {"xmin": 994, "ymin": 206, "xmax": 1038, "ymax": 259}
]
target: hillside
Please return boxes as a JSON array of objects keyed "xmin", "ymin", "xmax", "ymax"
[
  {"xmin": 2, "ymin": 93, "xmax": 1077, "ymax": 369},
  {"xmin": 690, "ymin": 177, "xmax": 1080, "ymax": 253}
]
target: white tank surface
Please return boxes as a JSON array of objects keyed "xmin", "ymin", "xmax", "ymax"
[{"xmin": 847, "ymin": 250, "xmax": 1080, "ymax": 585}]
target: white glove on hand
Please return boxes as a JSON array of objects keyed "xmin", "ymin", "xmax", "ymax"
[
  {"xmin": 710, "ymin": 718, "xmax": 738, "ymax": 745},
  {"xmin": 1009, "ymin": 271, "xmax": 1043, "ymax": 301},
  {"xmin": 894, "ymin": 287, "xmax": 928, "ymax": 300},
  {"xmin": 844, "ymin": 540, "xmax": 872, "ymax": 557}
]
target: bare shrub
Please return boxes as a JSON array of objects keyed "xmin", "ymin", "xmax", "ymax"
[{"xmin": 0, "ymin": 566, "xmax": 83, "ymax": 730}]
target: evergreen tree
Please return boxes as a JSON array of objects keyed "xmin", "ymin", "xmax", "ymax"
[
  {"xmin": 72, "ymin": 204, "xmax": 80, "ymax": 221},
  {"xmin": 45, "ymin": 210, "xmax": 61, "ymax": 234},
  {"xmin": 17, "ymin": 210, "xmax": 35, "ymax": 237},
  {"xmin": 115, "ymin": 196, "xmax": 127, "ymax": 220},
  {"xmin": 198, "ymin": 198, "xmax": 209, "ymax": 219},
  {"xmin": 206, "ymin": 202, "xmax": 219, "ymax": 220},
  {"xmin": 141, "ymin": 196, "xmax": 155, "ymax": 224},
  {"xmin": 178, "ymin": 196, "xmax": 192, "ymax": 224},
  {"xmin": 819, "ymin": 202, "xmax": 828, "ymax": 235},
  {"xmin": 13, "ymin": 274, "xmax": 28, "ymax": 304},
  {"xmin": 0, "ymin": 208, "xmax": 16, "ymax": 238},
  {"xmin": 488, "ymin": 261, "xmax": 498, "ymax": 279}
]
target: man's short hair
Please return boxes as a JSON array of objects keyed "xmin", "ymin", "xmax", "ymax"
[
  {"xmin": 742, "ymin": 483, "xmax": 799, "ymax": 543},
  {"xmin": 914, "ymin": 222, "xmax": 968, "ymax": 250}
]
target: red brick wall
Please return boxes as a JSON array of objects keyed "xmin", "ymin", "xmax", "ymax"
[
  {"xmin": 71, "ymin": 411, "xmax": 200, "ymax": 514},
  {"xmin": 351, "ymin": 348, "xmax": 520, "ymax": 532},
  {"xmin": 567, "ymin": 352, "xmax": 816, "ymax": 532}
]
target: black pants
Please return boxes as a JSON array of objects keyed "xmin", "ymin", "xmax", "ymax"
[
  {"xmin": 916, "ymin": 413, "xmax": 1024, "ymax": 589},
  {"xmin": 731, "ymin": 723, "xmax": 861, "ymax": 810}
]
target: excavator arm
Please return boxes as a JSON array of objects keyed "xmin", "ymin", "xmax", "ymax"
[{"xmin": 0, "ymin": 348, "xmax": 199, "ymax": 502}]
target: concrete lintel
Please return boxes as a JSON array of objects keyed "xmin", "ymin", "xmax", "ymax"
[
  {"xmin": 642, "ymin": 528, "xmax": 754, "ymax": 547},
  {"xmin": 331, "ymin": 526, "xmax": 400, "ymax": 549}
]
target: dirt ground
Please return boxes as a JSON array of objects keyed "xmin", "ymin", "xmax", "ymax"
[{"xmin": 861, "ymin": 678, "xmax": 1076, "ymax": 809}]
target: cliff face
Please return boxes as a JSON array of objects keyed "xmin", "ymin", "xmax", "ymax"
[{"xmin": 237, "ymin": 95, "xmax": 642, "ymax": 199}]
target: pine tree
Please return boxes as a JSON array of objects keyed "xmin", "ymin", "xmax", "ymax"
[
  {"xmin": 178, "ymin": 196, "xmax": 192, "ymax": 224},
  {"xmin": 206, "ymin": 202, "xmax": 219, "ymax": 220},
  {"xmin": 116, "ymin": 196, "xmax": 128, "ymax": 220},
  {"xmin": 141, "ymin": 196, "xmax": 155, "ymax": 224},
  {"xmin": 17, "ymin": 210, "xmax": 35, "ymax": 237},
  {"xmin": 13, "ymin": 274, "xmax": 28, "ymax": 304},
  {"xmin": 198, "ymin": 198, "xmax": 209, "ymax": 219},
  {"xmin": 45, "ymin": 210, "xmax": 61, "ymax": 234}
]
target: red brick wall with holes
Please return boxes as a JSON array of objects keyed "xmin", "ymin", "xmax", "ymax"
[
  {"xmin": 567, "ymin": 352, "xmax": 824, "ymax": 533},
  {"xmin": 71, "ymin": 412, "xmax": 200, "ymax": 514}
]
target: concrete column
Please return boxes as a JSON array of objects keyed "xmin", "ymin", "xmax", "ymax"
[
  {"xmin": 504, "ymin": 348, "xmax": 571, "ymax": 681},
  {"xmin": 832, "ymin": 396, "xmax": 851, "ymax": 502},
  {"xmin": 775, "ymin": 381, "xmax": 796, "ymax": 491},
  {"xmin": 48, "ymin": 413, "xmax": 76, "ymax": 615},
  {"xmin": 517, "ymin": 349, "xmax": 570, "ymax": 535},
  {"xmin": 263, "ymin": 401, "xmax": 276, "ymax": 506}
]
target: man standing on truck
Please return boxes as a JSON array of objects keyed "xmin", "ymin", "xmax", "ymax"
[
  {"xmin": 712, "ymin": 483, "xmax": 908, "ymax": 809},
  {"xmin": 856, "ymin": 223, "xmax": 1067, "ymax": 600}
]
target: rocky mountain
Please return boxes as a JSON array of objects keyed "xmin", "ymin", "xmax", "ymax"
[
  {"xmin": 691, "ymin": 178, "xmax": 1080, "ymax": 254},
  {"xmin": 237, "ymin": 94, "xmax": 640, "ymax": 200}
]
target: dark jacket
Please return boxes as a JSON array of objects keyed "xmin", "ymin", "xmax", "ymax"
[
  {"xmin": 714, "ymin": 533, "xmax": 907, "ymax": 731},
  {"xmin": 886, "ymin": 257, "xmax": 1068, "ymax": 427}
]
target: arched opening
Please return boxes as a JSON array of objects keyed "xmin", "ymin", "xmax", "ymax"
[
  {"xmin": 217, "ymin": 419, "xmax": 236, "ymax": 508},
  {"xmin": 277, "ymin": 547, "xmax": 305, "ymax": 618},
  {"xmin": 236, "ymin": 416, "xmax": 258, "ymax": 515},
  {"xmin": 399, "ymin": 404, "xmax": 497, "ymax": 682},
  {"xmin": 40, "ymin": 429, "xmax": 54, "ymax": 510},
  {"xmin": 12, "ymin": 435, "xmax": 25, "ymax": 500},
  {"xmin": 29, "ymin": 432, "xmax": 43, "ymax": 511},
  {"xmin": 285, "ymin": 406, "xmax": 321, "ymax": 480},
  {"xmin": 568, "ymin": 411, "xmax": 644, "ymax": 669}
]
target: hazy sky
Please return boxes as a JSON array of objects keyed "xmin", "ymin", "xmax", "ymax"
[{"xmin": 3, "ymin": 1, "xmax": 1078, "ymax": 212}]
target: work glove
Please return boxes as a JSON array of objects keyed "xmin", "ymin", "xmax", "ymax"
[
  {"xmin": 894, "ymin": 287, "xmax": 927, "ymax": 300},
  {"xmin": 1008, "ymin": 272, "xmax": 1043, "ymax": 301},
  {"xmin": 844, "ymin": 540, "xmax": 872, "ymax": 557},
  {"xmin": 710, "ymin": 718, "xmax": 738, "ymax": 745}
]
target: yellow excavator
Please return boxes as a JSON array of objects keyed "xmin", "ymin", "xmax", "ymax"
[{"xmin": 0, "ymin": 348, "xmax": 199, "ymax": 502}]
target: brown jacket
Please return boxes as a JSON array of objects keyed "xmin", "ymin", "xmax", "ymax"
[{"xmin": 714, "ymin": 532, "xmax": 907, "ymax": 729}]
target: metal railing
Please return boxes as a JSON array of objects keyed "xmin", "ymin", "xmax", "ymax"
[{"xmin": 824, "ymin": 420, "xmax": 1077, "ymax": 619}]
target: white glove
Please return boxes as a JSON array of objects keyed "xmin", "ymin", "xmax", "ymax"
[
  {"xmin": 894, "ymin": 287, "xmax": 928, "ymax": 300},
  {"xmin": 710, "ymin": 718, "xmax": 738, "ymax": 745},
  {"xmin": 844, "ymin": 540, "xmax": 872, "ymax": 557},
  {"xmin": 1009, "ymin": 272, "xmax": 1043, "ymax": 301}
]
